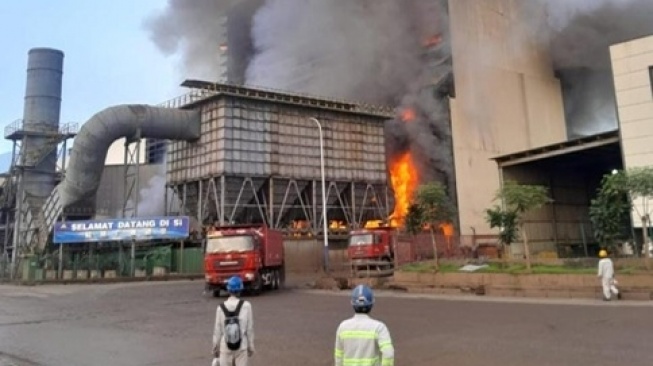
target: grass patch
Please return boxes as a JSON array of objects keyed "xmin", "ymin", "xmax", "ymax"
[
  {"xmin": 400, "ymin": 261, "xmax": 643, "ymax": 275},
  {"xmin": 400, "ymin": 262, "xmax": 459, "ymax": 273}
]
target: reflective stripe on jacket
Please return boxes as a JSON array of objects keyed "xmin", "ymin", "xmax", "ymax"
[{"xmin": 335, "ymin": 314, "xmax": 394, "ymax": 366}]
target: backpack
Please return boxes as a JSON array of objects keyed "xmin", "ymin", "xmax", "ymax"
[{"xmin": 220, "ymin": 300, "xmax": 245, "ymax": 351}]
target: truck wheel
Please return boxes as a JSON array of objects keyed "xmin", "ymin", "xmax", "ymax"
[
  {"xmin": 250, "ymin": 274, "xmax": 263, "ymax": 296},
  {"xmin": 270, "ymin": 270, "xmax": 277, "ymax": 290},
  {"xmin": 272, "ymin": 270, "xmax": 280, "ymax": 290},
  {"xmin": 279, "ymin": 267, "xmax": 286, "ymax": 289},
  {"xmin": 212, "ymin": 289, "xmax": 221, "ymax": 298}
]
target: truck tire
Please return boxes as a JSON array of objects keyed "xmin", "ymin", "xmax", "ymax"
[
  {"xmin": 212, "ymin": 289, "xmax": 221, "ymax": 298},
  {"xmin": 382, "ymin": 256, "xmax": 394, "ymax": 270},
  {"xmin": 250, "ymin": 274, "xmax": 263, "ymax": 296},
  {"xmin": 272, "ymin": 272, "xmax": 278, "ymax": 289},
  {"xmin": 279, "ymin": 266, "xmax": 286, "ymax": 289}
]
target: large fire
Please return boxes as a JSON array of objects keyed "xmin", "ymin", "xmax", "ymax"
[
  {"xmin": 388, "ymin": 106, "xmax": 454, "ymax": 235},
  {"xmin": 388, "ymin": 151, "xmax": 419, "ymax": 227}
]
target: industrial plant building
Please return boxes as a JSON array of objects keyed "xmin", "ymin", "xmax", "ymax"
[
  {"xmin": 164, "ymin": 80, "xmax": 392, "ymax": 235},
  {"xmin": 3, "ymin": 0, "xmax": 653, "ymax": 275},
  {"xmin": 420, "ymin": 1, "xmax": 652, "ymax": 258}
]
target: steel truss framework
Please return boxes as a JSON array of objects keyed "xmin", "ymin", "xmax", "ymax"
[
  {"xmin": 1, "ymin": 120, "xmax": 77, "ymax": 277},
  {"xmin": 166, "ymin": 176, "xmax": 392, "ymax": 236}
]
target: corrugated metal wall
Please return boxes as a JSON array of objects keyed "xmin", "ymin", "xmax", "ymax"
[
  {"xmin": 164, "ymin": 92, "xmax": 391, "ymax": 232},
  {"xmin": 94, "ymin": 164, "xmax": 164, "ymax": 218},
  {"xmin": 167, "ymin": 96, "xmax": 387, "ymax": 184},
  {"xmin": 503, "ymin": 164, "xmax": 602, "ymax": 257}
]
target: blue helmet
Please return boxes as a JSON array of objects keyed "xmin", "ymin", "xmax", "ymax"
[
  {"xmin": 351, "ymin": 285, "xmax": 374, "ymax": 311},
  {"xmin": 226, "ymin": 276, "xmax": 243, "ymax": 293}
]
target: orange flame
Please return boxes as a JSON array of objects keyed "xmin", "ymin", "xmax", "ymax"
[
  {"xmin": 364, "ymin": 220, "xmax": 383, "ymax": 229},
  {"xmin": 329, "ymin": 220, "xmax": 347, "ymax": 230},
  {"xmin": 388, "ymin": 152, "xmax": 419, "ymax": 227},
  {"xmin": 292, "ymin": 220, "xmax": 310, "ymax": 229},
  {"xmin": 401, "ymin": 107, "xmax": 416, "ymax": 122},
  {"xmin": 423, "ymin": 34, "xmax": 442, "ymax": 48},
  {"xmin": 440, "ymin": 223, "xmax": 454, "ymax": 236}
]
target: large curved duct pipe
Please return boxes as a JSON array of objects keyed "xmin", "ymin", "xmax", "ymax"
[
  {"xmin": 27, "ymin": 105, "xmax": 200, "ymax": 252},
  {"xmin": 58, "ymin": 105, "xmax": 200, "ymax": 207}
]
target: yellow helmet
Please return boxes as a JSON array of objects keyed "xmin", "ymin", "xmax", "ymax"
[{"xmin": 599, "ymin": 249, "xmax": 608, "ymax": 258}]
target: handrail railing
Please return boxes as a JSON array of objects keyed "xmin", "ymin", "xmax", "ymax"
[{"xmin": 4, "ymin": 120, "xmax": 80, "ymax": 139}]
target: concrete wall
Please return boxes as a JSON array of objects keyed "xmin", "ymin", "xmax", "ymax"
[
  {"xmin": 448, "ymin": 0, "xmax": 567, "ymax": 235},
  {"xmin": 610, "ymin": 36, "xmax": 653, "ymax": 228},
  {"xmin": 283, "ymin": 239, "xmax": 348, "ymax": 273}
]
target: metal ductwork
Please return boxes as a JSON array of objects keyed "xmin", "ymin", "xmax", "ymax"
[
  {"xmin": 29, "ymin": 105, "xmax": 201, "ymax": 252},
  {"xmin": 58, "ymin": 105, "xmax": 200, "ymax": 207}
]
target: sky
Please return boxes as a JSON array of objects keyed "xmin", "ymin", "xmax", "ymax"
[{"xmin": 0, "ymin": 0, "xmax": 184, "ymax": 156}]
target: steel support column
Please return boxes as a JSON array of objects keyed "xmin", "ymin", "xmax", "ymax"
[
  {"xmin": 182, "ymin": 183, "xmax": 188, "ymax": 216},
  {"xmin": 208, "ymin": 178, "xmax": 222, "ymax": 224},
  {"xmin": 122, "ymin": 132, "xmax": 141, "ymax": 218},
  {"xmin": 220, "ymin": 176, "xmax": 226, "ymax": 225},
  {"xmin": 197, "ymin": 180, "xmax": 203, "ymax": 224},
  {"xmin": 171, "ymin": 174, "xmax": 390, "ymax": 238},
  {"xmin": 269, "ymin": 177, "xmax": 274, "ymax": 227},
  {"xmin": 351, "ymin": 183, "xmax": 356, "ymax": 230},
  {"xmin": 164, "ymin": 184, "xmax": 169, "ymax": 216},
  {"xmin": 312, "ymin": 180, "xmax": 317, "ymax": 235}
]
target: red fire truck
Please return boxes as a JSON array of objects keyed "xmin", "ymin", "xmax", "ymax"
[{"xmin": 204, "ymin": 224, "xmax": 284, "ymax": 296}]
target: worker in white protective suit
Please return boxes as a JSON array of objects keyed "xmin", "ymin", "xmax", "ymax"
[
  {"xmin": 597, "ymin": 250, "xmax": 620, "ymax": 301},
  {"xmin": 334, "ymin": 285, "xmax": 394, "ymax": 366},
  {"xmin": 212, "ymin": 276, "xmax": 255, "ymax": 366}
]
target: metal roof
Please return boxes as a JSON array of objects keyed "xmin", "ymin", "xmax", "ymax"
[
  {"xmin": 492, "ymin": 130, "xmax": 621, "ymax": 168},
  {"xmin": 174, "ymin": 79, "xmax": 396, "ymax": 119}
]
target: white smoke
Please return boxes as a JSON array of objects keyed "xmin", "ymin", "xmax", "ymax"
[
  {"xmin": 120, "ymin": 163, "xmax": 179, "ymax": 217},
  {"xmin": 136, "ymin": 164, "xmax": 167, "ymax": 216}
]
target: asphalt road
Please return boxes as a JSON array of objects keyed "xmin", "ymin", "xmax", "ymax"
[{"xmin": 1, "ymin": 278, "xmax": 652, "ymax": 366}]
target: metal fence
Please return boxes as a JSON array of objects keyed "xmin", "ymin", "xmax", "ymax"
[
  {"xmin": 394, "ymin": 233, "xmax": 499, "ymax": 266},
  {"xmin": 9, "ymin": 245, "xmax": 205, "ymax": 282}
]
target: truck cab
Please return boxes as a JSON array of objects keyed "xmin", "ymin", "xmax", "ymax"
[
  {"xmin": 347, "ymin": 227, "xmax": 396, "ymax": 270},
  {"xmin": 204, "ymin": 225, "xmax": 284, "ymax": 297}
]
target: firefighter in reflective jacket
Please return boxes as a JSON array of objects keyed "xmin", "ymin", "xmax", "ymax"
[{"xmin": 334, "ymin": 285, "xmax": 394, "ymax": 366}]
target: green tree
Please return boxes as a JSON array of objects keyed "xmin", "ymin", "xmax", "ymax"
[
  {"xmin": 490, "ymin": 181, "xmax": 551, "ymax": 271},
  {"xmin": 404, "ymin": 203, "xmax": 424, "ymax": 235},
  {"xmin": 625, "ymin": 167, "xmax": 653, "ymax": 259},
  {"xmin": 405, "ymin": 182, "xmax": 456, "ymax": 270},
  {"xmin": 589, "ymin": 171, "xmax": 631, "ymax": 253},
  {"xmin": 485, "ymin": 206, "xmax": 518, "ymax": 261}
]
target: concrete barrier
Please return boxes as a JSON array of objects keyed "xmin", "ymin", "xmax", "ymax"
[{"xmin": 391, "ymin": 271, "xmax": 653, "ymax": 300}]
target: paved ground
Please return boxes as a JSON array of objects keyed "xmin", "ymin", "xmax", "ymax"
[{"xmin": 1, "ymin": 277, "xmax": 652, "ymax": 366}]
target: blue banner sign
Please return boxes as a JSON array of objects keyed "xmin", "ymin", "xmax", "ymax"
[{"xmin": 53, "ymin": 216, "xmax": 190, "ymax": 244}]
